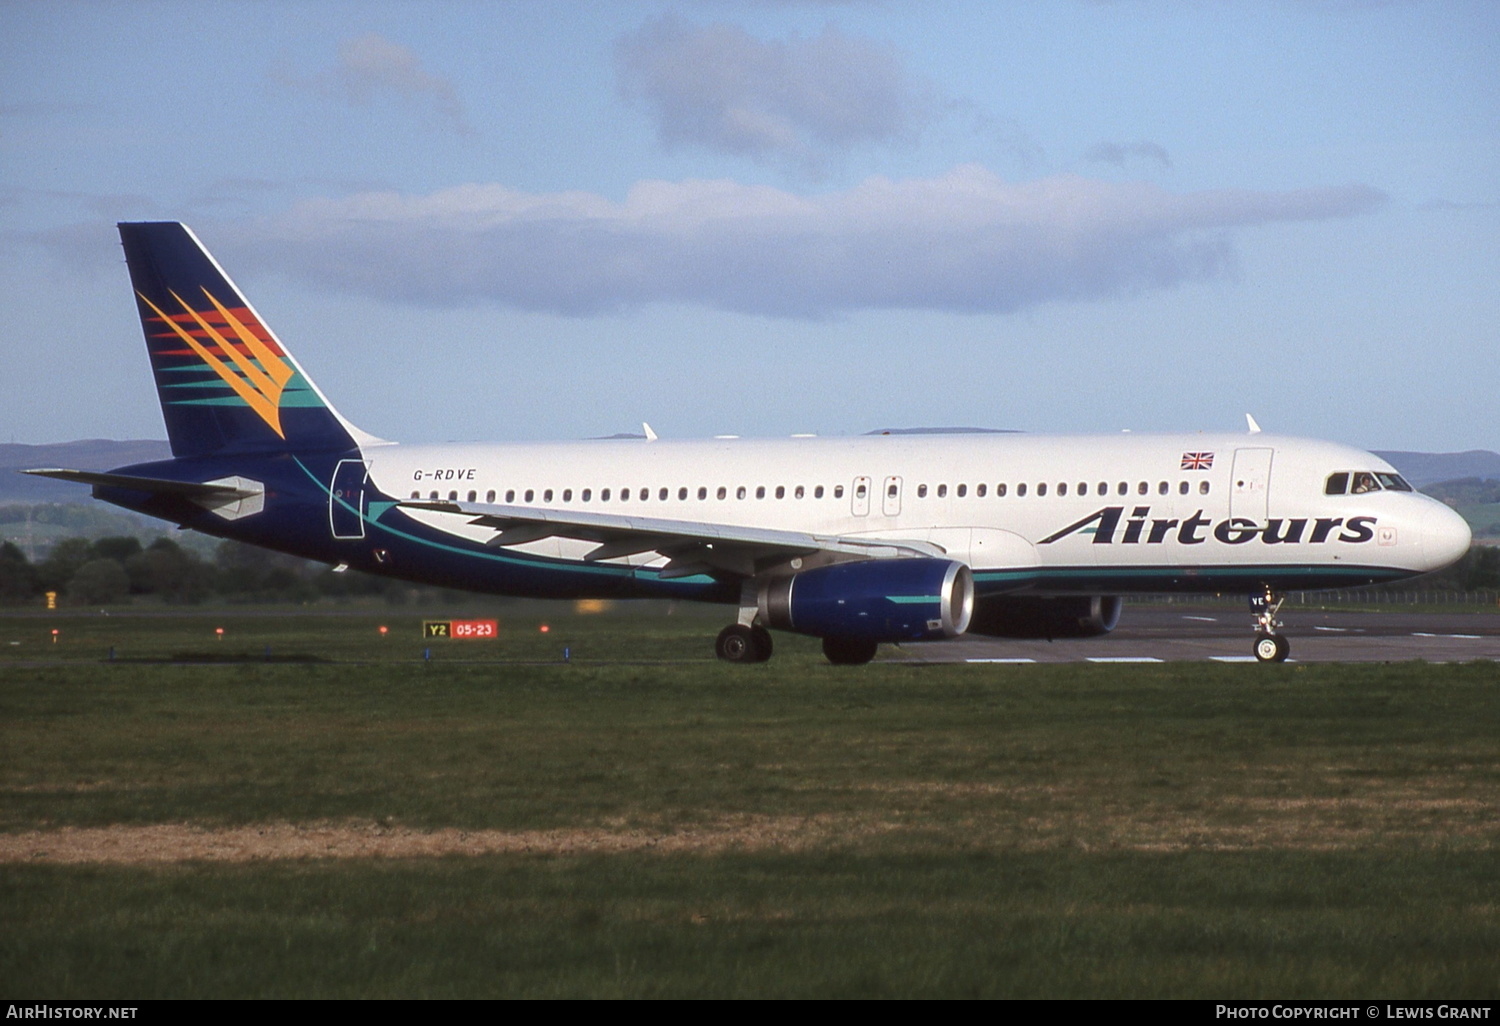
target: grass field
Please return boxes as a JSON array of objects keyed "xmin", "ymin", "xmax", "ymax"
[{"xmin": 2, "ymin": 607, "xmax": 1498, "ymax": 998}]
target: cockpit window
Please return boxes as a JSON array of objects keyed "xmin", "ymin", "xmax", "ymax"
[{"xmin": 1330, "ymin": 470, "xmax": 1415, "ymax": 495}]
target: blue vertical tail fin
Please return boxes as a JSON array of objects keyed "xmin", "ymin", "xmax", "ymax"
[{"xmin": 119, "ymin": 222, "xmax": 363, "ymax": 458}]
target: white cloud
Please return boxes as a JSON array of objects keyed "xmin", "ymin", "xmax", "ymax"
[
  {"xmin": 277, "ymin": 33, "xmax": 470, "ymax": 135},
  {"xmin": 615, "ymin": 15, "xmax": 937, "ymax": 171},
  {"xmin": 226, "ymin": 166, "xmax": 1386, "ymax": 318}
]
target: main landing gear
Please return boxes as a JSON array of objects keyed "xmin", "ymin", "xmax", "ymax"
[
  {"xmin": 715, "ymin": 623, "xmax": 773, "ymax": 663},
  {"xmin": 821, "ymin": 636, "xmax": 878, "ymax": 666},
  {"xmin": 1251, "ymin": 588, "xmax": 1290, "ymax": 663},
  {"xmin": 713, "ymin": 625, "xmax": 879, "ymax": 665}
]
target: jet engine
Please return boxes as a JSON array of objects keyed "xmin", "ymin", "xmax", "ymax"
[
  {"xmin": 968, "ymin": 595, "xmax": 1122, "ymax": 639},
  {"xmin": 760, "ymin": 558, "xmax": 974, "ymax": 642}
]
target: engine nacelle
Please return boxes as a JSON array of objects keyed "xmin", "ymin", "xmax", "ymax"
[
  {"xmin": 968, "ymin": 595, "xmax": 1122, "ymax": 639},
  {"xmin": 761, "ymin": 558, "xmax": 974, "ymax": 642}
]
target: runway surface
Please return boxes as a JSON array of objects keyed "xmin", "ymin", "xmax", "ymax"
[{"xmin": 894, "ymin": 606, "xmax": 1500, "ymax": 664}]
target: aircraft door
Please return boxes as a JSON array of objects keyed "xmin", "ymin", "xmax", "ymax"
[
  {"xmin": 1230, "ymin": 448, "xmax": 1273, "ymax": 522},
  {"xmin": 882, "ymin": 476, "xmax": 902, "ymax": 516},
  {"xmin": 852, "ymin": 476, "xmax": 872, "ymax": 517},
  {"xmin": 330, "ymin": 459, "xmax": 368, "ymax": 540}
]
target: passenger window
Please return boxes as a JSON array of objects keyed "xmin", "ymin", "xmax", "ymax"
[
  {"xmin": 410, "ymin": 491, "xmax": 420, "ymax": 499},
  {"xmin": 1058, "ymin": 483, "xmax": 1067, "ymax": 496},
  {"xmin": 486, "ymin": 490, "xmax": 496, "ymax": 503},
  {"xmin": 524, "ymin": 489, "xmax": 534, "ymax": 502},
  {"xmin": 957, "ymin": 484, "xmax": 967, "ymax": 498},
  {"xmin": 996, "ymin": 483, "xmax": 1006, "ymax": 497},
  {"xmin": 1098, "ymin": 482, "xmax": 1107, "ymax": 496},
  {"xmin": 678, "ymin": 487, "xmax": 687, "ymax": 500},
  {"xmin": 429, "ymin": 491, "xmax": 438, "ymax": 500},
  {"xmin": 795, "ymin": 485, "xmax": 804, "ymax": 499},
  {"xmin": 756, "ymin": 486, "xmax": 766, "ymax": 499},
  {"xmin": 1018, "ymin": 483, "xmax": 1027, "ymax": 497},
  {"xmin": 977, "ymin": 484, "xmax": 987, "ymax": 498},
  {"xmin": 448, "ymin": 490, "xmax": 458, "ymax": 501},
  {"xmin": 1199, "ymin": 481, "xmax": 1210, "ymax": 495},
  {"xmin": 563, "ymin": 489, "xmax": 572, "ymax": 502},
  {"xmin": 1038, "ymin": 483, "xmax": 1048, "ymax": 497},
  {"xmin": 543, "ymin": 489, "xmax": 553, "ymax": 502},
  {"xmin": 467, "ymin": 490, "xmax": 476, "ymax": 502},
  {"xmin": 918, "ymin": 484, "xmax": 928, "ymax": 498},
  {"xmin": 737, "ymin": 486, "xmax": 747, "ymax": 499},
  {"xmin": 505, "ymin": 490, "xmax": 516, "ymax": 503},
  {"xmin": 717, "ymin": 487, "xmax": 727, "ymax": 500},
  {"xmin": 640, "ymin": 488, "xmax": 648, "ymax": 501},
  {"xmin": 856, "ymin": 483, "xmax": 867, "ymax": 498},
  {"xmin": 1179, "ymin": 481, "xmax": 1189, "ymax": 495},
  {"xmin": 834, "ymin": 485, "xmax": 844, "ymax": 499},
  {"xmin": 697, "ymin": 487, "xmax": 706, "ymax": 500},
  {"xmin": 660, "ymin": 487, "xmax": 669, "ymax": 501},
  {"xmin": 620, "ymin": 489, "xmax": 629, "ymax": 502},
  {"xmin": 1158, "ymin": 482, "xmax": 1169, "ymax": 495},
  {"xmin": 602, "ymin": 488, "xmax": 611, "ymax": 501},
  {"xmin": 1138, "ymin": 482, "xmax": 1148, "ymax": 495},
  {"xmin": 815, "ymin": 486, "xmax": 826, "ymax": 499},
  {"xmin": 1078, "ymin": 482, "xmax": 1087, "ymax": 495},
  {"xmin": 937, "ymin": 484, "xmax": 947, "ymax": 498},
  {"xmin": 1118, "ymin": 482, "xmax": 1127, "ymax": 496}
]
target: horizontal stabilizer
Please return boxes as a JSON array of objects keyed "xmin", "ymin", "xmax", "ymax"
[{"xmin": 21, "ymin": 468, "xmax": 257, "ymax": 499}]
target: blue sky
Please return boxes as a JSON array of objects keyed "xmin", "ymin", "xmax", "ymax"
[{"xmin": 1, "ymin": 0, "xmax": 1495, "ymax": 451}]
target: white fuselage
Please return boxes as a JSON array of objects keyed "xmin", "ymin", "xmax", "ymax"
[{"xmin": 363, "ymin": 430, "xmax": 1471, "ymax": 593}]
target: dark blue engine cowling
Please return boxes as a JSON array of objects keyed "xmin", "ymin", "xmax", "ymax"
[{"xmin": 761, "ymin": 558, "xmax": 975, "ymax": 642}]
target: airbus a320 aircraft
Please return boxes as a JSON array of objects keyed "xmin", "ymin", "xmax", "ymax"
[{"xmin": 27, "ymin": 223, "xmax": 1472, "ymax": 663}]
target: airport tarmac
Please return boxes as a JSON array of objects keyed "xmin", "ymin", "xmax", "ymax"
[{"xmin": 893, "ymin": 606, "xmax": 1500, "ymax": 664}]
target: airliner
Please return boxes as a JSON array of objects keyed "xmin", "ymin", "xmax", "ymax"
[{"xmin": 26, "ymin": 223, "xmax": 1472, "ymax": 663}]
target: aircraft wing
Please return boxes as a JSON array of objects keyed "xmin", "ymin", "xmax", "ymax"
[{"xmin": 398, "ymin": 498, "xmax": 943, "ymax": 578}]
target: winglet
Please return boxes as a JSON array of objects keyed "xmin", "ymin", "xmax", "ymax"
[
  {"xmin": 1246, "ymin": 414, "xmax": 1263, "ymax": 435},
  {"xmin": 643, "ymin": 422, "xmax": 659, "ymax": 442}
]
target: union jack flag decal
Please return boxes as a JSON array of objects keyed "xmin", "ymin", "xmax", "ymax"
[{"xmin": 1181, "ymin": 452, "xmax": 1215, "ymax": 470}]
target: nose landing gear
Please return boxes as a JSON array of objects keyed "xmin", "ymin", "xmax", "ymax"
[{"xmin": 1251, "ymin": 589, "xmax": 1290, "ymax": 662}]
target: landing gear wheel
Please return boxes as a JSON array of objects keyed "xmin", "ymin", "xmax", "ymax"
[
  {"xmin": 750, "ymin": 626, "xmax": 773, "ymax": 662},
  {"xmin": 716, "ymin": 624, "xmax": 758, "ymax": 663},
  {"xmin": 1254, "ymin": 632, "xmax": 1290, "ymax": 663},
  {"xmin": 716, "ymin": 624, "xmax": 772, "ymax": 663},
  {"xmin": 822, "ymin": 636, "xmax": 879, "ymax": 666}
]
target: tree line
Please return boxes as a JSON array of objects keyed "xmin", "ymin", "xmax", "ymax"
[{"xmin": 0, "ymin": 535, "xmax": 423, "ymax": 607}]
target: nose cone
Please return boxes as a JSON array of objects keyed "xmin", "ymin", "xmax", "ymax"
[{"xmin": 1420, "ymin": 501, "xmax": 1472, "ymax": 571}]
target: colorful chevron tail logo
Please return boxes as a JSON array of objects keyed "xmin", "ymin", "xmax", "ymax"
[{"xmin": 139, "ymin": 287, "xmax": 295, "ymax": 438}]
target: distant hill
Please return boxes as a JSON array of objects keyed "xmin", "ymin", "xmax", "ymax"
[
  {"xmin": 1375, "ymin": 450, "xmax": 1500, "ymax": 488},
  {"xmin": 0, "ymin": 440, "xmax": 171, "ymax": 502}
]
